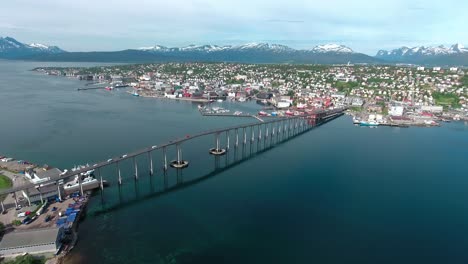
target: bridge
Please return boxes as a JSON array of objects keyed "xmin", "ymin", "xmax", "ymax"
[{"xmin": 0, "ymin": 107, "xmax": 347, "ymax": 211}]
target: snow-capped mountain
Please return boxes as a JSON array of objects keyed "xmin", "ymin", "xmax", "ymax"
[
  {"xmin": 0, "ymin": 37, "xmax": 65, "ymax": 58},
  {"xmin": 310, "ymin": 44, "xmax": 353, "ymax": 53},
  {"xmin": 376, "ymin": 44, "xmax": 468, "ymax": 60},
  {"xmin": 137, "ymin": 42, "xmax": 353, "ymax": 54},
  {"xmin": 2, "ymin": 37, "xmax": 378, "ymax": 64},
  {"xmin": 139, "ymin": 43, "xmax": 293, "ymax": 53}
]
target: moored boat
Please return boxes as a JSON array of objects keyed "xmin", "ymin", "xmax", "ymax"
[{"xmin": 359, "ymin": 121, "xmax": 379, "ymax": 126}]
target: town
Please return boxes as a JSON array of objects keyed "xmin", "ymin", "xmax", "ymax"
[{"xmin": 35, "ymin": 63, "xmax": 468, "ymax": 127}]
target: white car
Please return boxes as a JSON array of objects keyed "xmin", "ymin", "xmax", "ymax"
[
  {"xmin": 151, "ymin": 145, "xmax": 157, "ymax": 149},
  {"xmin": 121, "ymin": 154, "xmax": 128, "ymax": 158},
  {"xmin": 107, "ymin": 159, "xmax": 113, "ymax": 162},
  {"xmin": 17, "ymin": 212, "xmax": 26, "ymax": 218}
]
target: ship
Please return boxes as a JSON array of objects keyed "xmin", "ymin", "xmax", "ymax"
[{"xmin": 359, "ymin": 121, "xmax": 379, "ymax": 126}]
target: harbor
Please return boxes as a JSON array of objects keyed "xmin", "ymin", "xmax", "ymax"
[{"xmin": 0, "ymin": 154, "xmax": 108, "ymax": 262}]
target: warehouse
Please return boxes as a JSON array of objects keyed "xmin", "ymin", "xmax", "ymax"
[{"xmin": 0, "ymin": 227, "xmax": 63, "ymax": 257}]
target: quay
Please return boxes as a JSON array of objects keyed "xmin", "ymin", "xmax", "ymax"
[{"xmin": 77, "ymin": 86, "xmax": 128, "ymax": 91}]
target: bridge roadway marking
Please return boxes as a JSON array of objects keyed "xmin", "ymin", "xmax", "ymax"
[{"xmin": 0, "ymin": 107, "xmax": 347, "ymax": 196}]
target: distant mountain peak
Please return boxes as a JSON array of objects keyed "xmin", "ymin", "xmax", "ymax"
[
  {"xmin": 0, "ymin": 36, "xmax": 65, "ymax": 57},
  {"xmin": 375, "ymin": 43, "xmax": 468, "ymax": 65},
  {"xmin": 376, "ymin": 43, "xmax": 468, "ymax": 58},
  {"xmin": 310, "ymin": 44, "xmax": 354, "ymax": 53}
]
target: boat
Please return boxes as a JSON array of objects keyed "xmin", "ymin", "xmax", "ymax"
[
  {"xmin": 285, "ymin": 110, "xmax": 294, "ymax": 116},
  {"xmin": 71, "ymin": 165, "xmax": 94, "ymax": 176},
  {"xmin": 238, "ymin": 97, "xmax": 246, "ymax": 102},
  {"xmin": 105, "ymin": 86, "xmax": 113, "ymax": 91},
  {"xmin": 217, "ymin": 99, "xmax": 223, "ymax": 103},
  {"xmin": 352, "ymin": 117, "xmax": 360, "ymax": 124},
  {"xmin": 132, "ymin": 91, "xmax": 140, "ymax": 96},
  {"xmin": 64, "ymin": 175, "xmax": 99, "ymax": 192},
  {"xmin": 359, "ymin": 121, "xmax": 379, "ymax": 126},
  {"xmin": 258, "ymin": 111, "xmax": 268, "ymax": 117}
]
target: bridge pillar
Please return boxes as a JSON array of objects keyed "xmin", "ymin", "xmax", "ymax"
[
  {"xmin": 133, "ymin": 157, "xmax": 139, "ymax": 180},
  {"xmin": 283, "ymin": 122, "xmax": 287, "ymax": 140},
  {"xmin": 39, "ymin": 190, "xmax": 44, "ymax": 204},
  {"xmin": 163, "ymin": 147, "xmax": 168, "ymax": 171},
  {"xmin": 0, "ymin": 201, "xmax": 4, "ymax": 213},
  {"xmin": 295, "ymin": 119, "xmax": 299, "ymax": 135},
  {"xmin": 226, "ymin": 131, "xmax": 230, "ymax": 150},
  {"xmin": 235, "ymin": 128, "xmax": 239, "ymax": 148},
  {"xmin": 171, "ymin": 143, "xmax": 189, "ymax": 168},
  {"xmin": 78, "ymin": 174, "xmax": 84, "ymax": 196},
  {"xmin": 251, "ymin": 127, "xmax": 255, "ymax": 143},
  {"xmin": 258, "ymin": 125, "xmax": 262, "ymax": 141},
  {"xmin": 243, "ymin": 128, "xmax": 247, "ymax": 145},
  {"xmin": 270, "ymin": 123, "xmax": 273, "ymax": 145},
  {"xmin": 117, "ymin": 162, "xmax": 122, "ymax": 185},
  {"xmin": 12, "ymin": 192, "xmax": 18, "ymax": 209},
  {"xmin": 56, "ymin": 182, "xmax": 62, "ymax": 201},
  {"xmin": 210, "ymin": 132, "xmax": 226, "ymax": 155},
  {"xmin": 148, "ymin": 152, "xmax": 154, "ymax": 176}
]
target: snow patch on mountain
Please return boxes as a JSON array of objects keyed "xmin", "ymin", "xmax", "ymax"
[
  {"xmin": 377, "ymin": 43, "xmax": 468, "ymax": 57},
  {"xmin": 310, "ymin": 44, "xmax": 353, "ymax": 53}
]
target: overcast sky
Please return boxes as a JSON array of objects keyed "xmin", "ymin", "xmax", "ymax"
[{"xmin": 1, "ymin": 0, "xmax": 467, "ymax": 55}]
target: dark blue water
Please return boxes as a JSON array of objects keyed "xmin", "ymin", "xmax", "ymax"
[{"xmin": 1, "ymin": 60, "xmax": 468, "ymax": 264}]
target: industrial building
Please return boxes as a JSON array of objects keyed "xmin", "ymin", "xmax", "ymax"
[{"xmin": 0, "ymin": 227, "xmax": 64, "ymax": 257}]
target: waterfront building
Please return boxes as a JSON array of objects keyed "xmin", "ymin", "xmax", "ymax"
[
  {"xmin": 389, "ymin": 106, "xmax": 404, "ymax": 116},
  {"xmin": 22, "ymin": 184, "xmax": 60, "ymax": 204},
  {"xmin": 25, "ymin": 168, "xmax": 62, "ymax": 185},
  {"xmin": 421, "ymin": 105, "xmax": 444, "ymax": 113},
  {"xmin": 0, "ymin": 227, "xmax": 64, "ymax": 257}
]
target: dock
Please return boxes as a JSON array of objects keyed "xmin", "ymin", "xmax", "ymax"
[
  {"xmin": 379, "ymin": 123, "xmax": 409, "ymax": 128},
  {"xmin": 77, "ymin": 86, "xmax": 129, "ymax": 91}
]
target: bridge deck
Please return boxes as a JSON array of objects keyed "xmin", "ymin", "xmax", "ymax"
[{"xmin": 0, "ymin": 107, "xmax": 347, "ymax": 196}]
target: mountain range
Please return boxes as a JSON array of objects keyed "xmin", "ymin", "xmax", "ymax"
[
  {"xmin": 0, "ymin": 37, "xmax": 64, "ymax": 59},
  {"xmin": 1, "ymin": 36, "xmax": 467, "ymax": 66},
  {"xmin": 376, "ymin": 44, "xmax": 468, "ymax": 65}
]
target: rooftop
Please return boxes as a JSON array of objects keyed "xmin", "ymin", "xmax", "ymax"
[
  {"xmin": 35, "ymin": 168, "xmax": 62, "ymax": 179},
  {"xmin": 0, "ymin": 227, "xmax": 61, "ymax": 250}
]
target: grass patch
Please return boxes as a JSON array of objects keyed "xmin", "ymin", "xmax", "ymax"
[
  {"xmin": 0, "ymin": 174, "xmax": 12, "ymax": 189},
  {"xmin": 432, "ymin": 92, "xmax": 461, "ymax": 108},
  {"xmin": 0, "ymin": 174, "xmax": 13, "ymax": 201}
]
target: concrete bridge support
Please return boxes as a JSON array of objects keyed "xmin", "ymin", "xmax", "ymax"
[
  {"xmin": 210, "ymin": 132, "xmax": 227, "ymax": 155},
  {"xmin": 170, "ymin": 143, "xmax": 189, "ymax": 168}
]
